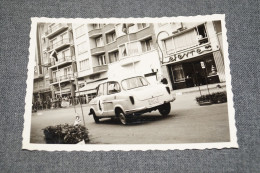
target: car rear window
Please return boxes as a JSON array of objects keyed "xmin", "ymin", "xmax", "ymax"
[{"xmin": 121, "ymin": 76, "xmax": 149, "ymax": 90}]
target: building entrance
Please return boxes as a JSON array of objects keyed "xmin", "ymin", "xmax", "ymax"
[{"xmin": 169, "ymin": 55, "xmax": 220, "ymax": 90}]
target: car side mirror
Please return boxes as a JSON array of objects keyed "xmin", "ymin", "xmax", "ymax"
[{"xmin": 161, "ymin": 78, "xmax": 168, "ymax": 85}]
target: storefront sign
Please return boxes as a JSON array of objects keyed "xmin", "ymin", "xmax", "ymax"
[{"xmin": 163, "ymin": 44, "xmax": 212, "ymax": 64}]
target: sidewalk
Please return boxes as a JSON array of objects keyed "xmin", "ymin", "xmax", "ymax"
[{"xmin": 172, "ymin": 82, "xmax": 226, "ymax": 95}]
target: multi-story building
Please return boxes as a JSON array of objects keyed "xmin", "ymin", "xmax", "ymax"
[
  {"xmin": 73, "ymin": 23, "xmax": 163, "ymax": 103},
  {"xmin": 33, "ymin": 23, "xmax": 52, "ymax": 104},
  {"xmin": 42, "ymin": 23, "xmax": 77, "ymax": 98},
  {"xmin": 154, "ymin": 21, "xmax": 225, "ymax": 90}
]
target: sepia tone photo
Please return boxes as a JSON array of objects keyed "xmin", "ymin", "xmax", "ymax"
[{"xmin": 23, "ymin": 15, "xmax": 238, "ymax": 151}]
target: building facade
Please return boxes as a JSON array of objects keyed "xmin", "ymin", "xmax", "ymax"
[
  {"xmin": 42, "ymin": 23, "xmax": 77, "ymax": 98},
  {"xmin": 33, "ymin": 21, "xmax": 225, "ymax": 105},
  {"xmin": 155, "ymin": 21, "xmax": 225, "ymax": 90},
  {"xmin": 74, "ymin": 23, "xmax": 163, "ymax": 103}
]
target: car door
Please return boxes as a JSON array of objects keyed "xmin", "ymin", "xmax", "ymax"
[
  {"xmin": 95, "ymin": 83, "xmax": 106, "ymax": 117},
  {"xmin": 103, "ymin": 82, "xmax": 121, "ymax": 116}
]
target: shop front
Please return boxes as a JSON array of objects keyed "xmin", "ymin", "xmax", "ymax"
[{"xmin": 162, "ymin": 43, "xmax": 225, "ymax": 90}]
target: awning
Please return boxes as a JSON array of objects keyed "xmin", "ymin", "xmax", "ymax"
[
  {"xmin": 55, "ymin": 89, "xmax": 71, "ymax": 95},
  {"xmin": 75, "ymin": 80, "xmax": 105, "ymax": 95}
]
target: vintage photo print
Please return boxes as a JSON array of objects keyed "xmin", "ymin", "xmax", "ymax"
[{"xmin": 23, "ymin": 14, "xmax": 238, "ymax": 151}]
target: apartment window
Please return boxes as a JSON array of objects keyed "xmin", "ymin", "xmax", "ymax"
[
  {"xmin": 97, "ymin": 54, "xmax": 106, "ymax": 66},
  {"xmin": 75, "ymin": 25, "xmax": 85, "ymax": 38},
  {"xmin": 141, "ymin": 37, "xmax": 153, "ymax": 52},
  {"xmin": 77, "ymin": 41, "xmax": 88, "ymax": 55},
  {"xmin": 64, "ymin": 66, "xmax": 72, "ymax": 76},
  {"xmin": 50, "ymin": 38, "xmax": 58, "ymax": 47},
  {"xmin": 79, "ymin": 59, "xmax": 90, "ymax": 71},
  {"xmin": 106, "ymin": 30, "xmax": 116, "ymax": 44},
  {"xmin": 137, "ymin": 23, "xmax": 149, "ymax": 30},
  {"xmin": 60, "ymin": 32, "xmax": 69, "ymax": 41},
  {"xmin": 196, "ymin": 24, "xmax": 208, "ymax": 44},
  {"xmin": 53, "ymin": 71, "xmax": 57, "ymax": 79},
  {"xmin": 93, "ymin": 24, "xmax": 101, "ymax": 29},
  {"xmin": 119, "ymin": 44, "xmax": 127, "ymax": 58},
  {"xmin": 95, "ymin": 36, "xmax": 104, "ymax": 47},
  {"xmin": 109, "ymin": 50, "xmax": 119, "ymax": 63},
  {"xmin": 172, "ymin": 64, "xmax": 185, "ymax": 82}
]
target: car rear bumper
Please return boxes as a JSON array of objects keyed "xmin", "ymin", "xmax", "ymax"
[{"xmin": 125, "ymin": 97, "xmax": 175, "ymax": 115}]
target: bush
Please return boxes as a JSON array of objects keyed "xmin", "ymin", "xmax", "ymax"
[
  {"xmin": 196, "ymin": 92, "xmax": 227, "ymax": 105},
  {"xmin": 43, "ymin": 124, "xmax": 89, "ymax": 144}
]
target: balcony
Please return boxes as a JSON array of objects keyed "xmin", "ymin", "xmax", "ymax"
[
  {"xmin": 45, "ymin": 24, "xmax": 69, "ymax": 38},
  {"xmin": 47, "ymin": 38, "xmax": 72, "ymax": 52},
  {"xmin": 50, "ymin": 74, "xmax": 75, "ymax": 84},
  {"xmin": 49, "ymin": 56, "xmax": 75, "ymax": 69},
  {"xmin": 88, "ymin": 28, "xmax": 102, "ymax": 38},
  {"xmin": 93, "ymin": 65, "xmax": 108, "ymax": 74},
  {"xmin": 90, "ymin": 46, "xmax": 105, "ymax": 55}
]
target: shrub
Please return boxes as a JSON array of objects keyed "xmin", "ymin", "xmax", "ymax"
[
  {"xmin": 196, "ymin": 91, "xmax": 227, "ymax": 105},
  {"xmin": 43, "ymin": 124, "xmax": 89, "ymax": 144}
]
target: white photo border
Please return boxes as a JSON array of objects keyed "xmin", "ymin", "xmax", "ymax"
[{"xmin": 23, "ymin": 14, "xmax": 238, "ymax": 151}]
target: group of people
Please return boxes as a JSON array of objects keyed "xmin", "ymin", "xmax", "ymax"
[{"xmin": 32, "ymin": 95, "xmax": 88, "ymax": 112}]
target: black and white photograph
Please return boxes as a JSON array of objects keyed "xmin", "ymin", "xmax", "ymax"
[{"xmin": 22, "ymin": 15, "xmax": 238, "ymax": 151}]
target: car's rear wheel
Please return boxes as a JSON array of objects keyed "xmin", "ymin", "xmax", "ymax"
[
  {"xmin": 158, "ymin": 102, "xmax": 171, "ymax": 116},
  {"xmin": 117, "ymin": 110, "xmax": 128, "ymax": 125},
  {"xmin": 92, "ymin": 111, "xmax": 100, "ymax": 123}
]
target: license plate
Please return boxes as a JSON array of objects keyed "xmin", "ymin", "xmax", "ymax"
[{"xmin": 148, "ymin": 97, "xmax": 159, "ymax": 105}]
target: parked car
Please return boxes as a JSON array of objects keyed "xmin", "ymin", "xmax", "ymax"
[{"xmin": 88, "ymin": 76, "xmax": 175, "ymax": 125}]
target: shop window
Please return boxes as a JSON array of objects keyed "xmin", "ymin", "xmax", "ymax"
[
  {"xmin": 109, "ymin": 50, "xmax": 119, "ymax": 63},
  {"xmin": 172, "ymin": 64, "xmax": 185, "ymax": 82},
  {"xmin": 196, "ymin": 24, "xmax": 208, "ymax": 45},
  {"xmin": 97, "ymin": 54, "xmax": 106, "ymax": 66},
  {"xmin": 106, "ymin": 30, "xmax": 116, "ymax": 44},
  {"xmin": 141, "ymin": 37, "xmax": 153, "ymax": 52},
  {"xmin": 205, "ymin": 58, "xmax": 217, "ymax": 76}
]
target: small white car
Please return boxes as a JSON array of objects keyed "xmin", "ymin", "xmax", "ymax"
[{"xmin": 88, "ymin": 76, "xmax": 175, "ymax": 125}]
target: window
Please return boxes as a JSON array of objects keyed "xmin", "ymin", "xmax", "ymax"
[
  {"xmin": 205, "ymin": 58, "xmax": 217, "ymax": 76},
  {"xmin": 119, "ymin": 44, "xmax": 127, "ymax": 58},
  {"xmin": 106, "ymin": 30, "xmax": 116, "ymax": 44},
  {"xmin": 90, "ymin": 74, "xmax": 100, "ymax": 80},
  {"xmin": 93, "ymin": 24, "xmax": 101, "ymax": 29},
  {"xmin": 64, "ymin": 66, "xmax": 72, "ymax": 76},
  {"xmin": 121, "ymin": 76, "xmax": 149, "ymax": 90},
  {"xmin": 77, "ymin": 41, "xmax": 88, "ymax": 55},
  {"xmin": 108, "ymin": 82, "xmax": 121, "ymax": 94},
  {"xmin": 95, "ymin": 36, "xmax": 104, "ymax": 47},
  {"xmin": 127, "ymin": 42, "xmax": 139, "ymax": 56},
  {"xmin": 60, "ymin": 32, "xmax": 69, "ymax": 41},
  {"xmin": 109, "ymin": 50, "xmax": 119, "ymax": 63},
  {"xmin": 97, "ymin": 83, "xmax": 104, "ymax": 96},
  {"xmin": 196, "ymin": 24, "xmax": 208, "ymax": 44},
  {"xmin": 75, "ymin": 25, "xmax": 85, "ymax": 38},
  {"xmin": 97, "ymin": 54, "xmax": 106, "ymax": 66},
  {"xmin": 172, "ymin": 64, "xmax": 185, "ymax": 82},
  {"xmin": 137, "ymin": 23, "xmax": 149, "ymax": 30},
  {"xmin": 141, "ymin": 37, "xmax": 153, "ymax": 52},
  {"xmin": 79, "ymin": 59, "xmax": 90, "ymax": 71}
]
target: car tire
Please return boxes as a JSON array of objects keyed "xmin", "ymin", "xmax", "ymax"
[
  {"xmin": 117, "ymin": 110, "xmax": 128, "ymax": 125},
  {"xmin": 92, "ymin": 111, "xmax": 100, "ymax": 123},
  {"xmin": 158, "ymin": 102, "xmax": 171, "ymax": 116}
]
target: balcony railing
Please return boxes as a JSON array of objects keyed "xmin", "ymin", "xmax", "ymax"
[
  {"xmin": 93, "ymin": 65, "xmax": 108, "ymax": 73},
  {"xmin": 50, "ymin": 56, "xmax": 75, "ymax": 67},
  {"xmin": 45, "ymin": 24, "xmax": 68, "ymax": 37},
  {"xmin": 47, "ymin": 38, "xmax": 72, "ymax": 51},
  {"xmin": 90, "ymin": 46, "xmax": 105, "ymax": 55},
  {"xmin": 88, "ymin": 28, "xmax": 102, "ymax": 38},
  {"xmin": 51, "ymin": 74, "xmax": 74, "ymax": 83}
]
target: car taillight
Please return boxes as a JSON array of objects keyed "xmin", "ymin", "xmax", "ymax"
[
  {"xmin": 166, "ymin": 87, "xmax": 171, "ymax": 94},
  {"xmin": 129, "ymin": 96, "xmax": 135, "ymax": 105}
]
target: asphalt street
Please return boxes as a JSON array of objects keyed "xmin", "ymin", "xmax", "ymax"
[{"xmin": 30, "ymin": 92, "xmax": 230, "ymax": 144}]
